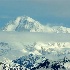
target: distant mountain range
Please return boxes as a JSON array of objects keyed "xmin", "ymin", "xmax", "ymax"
[
  {"xmin": 0, "ymin": 16, "xmax": 70, "ymax": 70},
  {"xmin": 2, "ymin": 16, "xmax": 70, "ymax": 33}
]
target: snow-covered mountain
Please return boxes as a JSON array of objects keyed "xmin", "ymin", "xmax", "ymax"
[
  {"xmin": 3, "ymin": 16, "xmax": 45, "ymax": 32},
  {"xmin": 0, "ymin": 41, "xmax": 70, "ymax": 70},
  {"xmin": 0, "ymin": 42, "xmax": 70, "ymax": 61},
  {"xmin": 2, "ymin": 16, "xmax": 70, "ymax": 33},
  {"xmin": 0, "ymin": 16, "xmax": 70, "ymax": 70}
]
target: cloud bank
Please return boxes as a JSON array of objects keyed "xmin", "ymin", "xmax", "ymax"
[{"xmin": 0, "ymin": 32, "xmax": 70, "ymax": 42}]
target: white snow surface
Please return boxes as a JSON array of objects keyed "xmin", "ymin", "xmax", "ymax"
[
  {"xmin": 2, "ymin": 16, "xmax": 70, "ymax": 33},
  {"xmin": 0, "ymin": 42, "xmax": 70, "ymax": 61}
]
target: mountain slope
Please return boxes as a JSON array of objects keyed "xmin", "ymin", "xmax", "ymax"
[
  {"xmin": 3, "ymin": 16, "xmax": 70, "ymax": 33},
  {"xmin": 3, "ymin": 16, "xmax": 45, "ymax": 32},
  {"xmin": 0, "ymin": 41, "xmax": 70, "ymax": 61}
]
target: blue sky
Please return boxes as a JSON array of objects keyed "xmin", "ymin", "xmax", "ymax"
[{"xmin": 0, "ymin": 0, "xmax": 70, "ymax": 27}]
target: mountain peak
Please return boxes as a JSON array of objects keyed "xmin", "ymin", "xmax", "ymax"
[
  {"xmin": 3, "ymin": 16, "xmax": 44, "ymax": 32},
  {"xmin": 2, "ymin": 16, "xmax": 70, "ymax": 33},
  {"xmin": 15, "ymin": 16, "xmax": 35, "ymax": 23}
]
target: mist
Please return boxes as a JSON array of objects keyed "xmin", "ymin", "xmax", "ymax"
[{"xmin": 0, "ymin": 31, "xmax": 70, "ymax": 42}]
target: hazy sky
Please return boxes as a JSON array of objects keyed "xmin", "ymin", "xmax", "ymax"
[{"xmin": 0, "ymin": 0, "xmax": 70, "ymax": 27}]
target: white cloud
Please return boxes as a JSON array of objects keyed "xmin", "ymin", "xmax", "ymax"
[{"xmin": 0, "ymin": 31, "xmax": 70, "ymax": 42}]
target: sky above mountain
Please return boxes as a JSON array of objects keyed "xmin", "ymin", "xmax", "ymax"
[{"xmin": 0, "ymin": 0, "xmax": 70, "ymax": 27}]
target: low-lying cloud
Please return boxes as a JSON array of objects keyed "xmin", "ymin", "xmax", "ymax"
[{"xmin": 0, "ymin": 31, "xmax": 70, "ymax": 42}]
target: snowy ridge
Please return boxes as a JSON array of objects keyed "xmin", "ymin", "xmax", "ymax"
[
  {"xmin": 3, "ymin": 16, "xmax": 45, "ymax": 32},
  {"xmin": 1, "ymin": 54, "xmax": 70, "ymax": 70},
  {"xmin": 0, "ymin": 42, "xmax": 70, "ymax": 61},
  {"xmin": 3, "ymin": 16, "xmax": 70, "ymax": 33}
]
